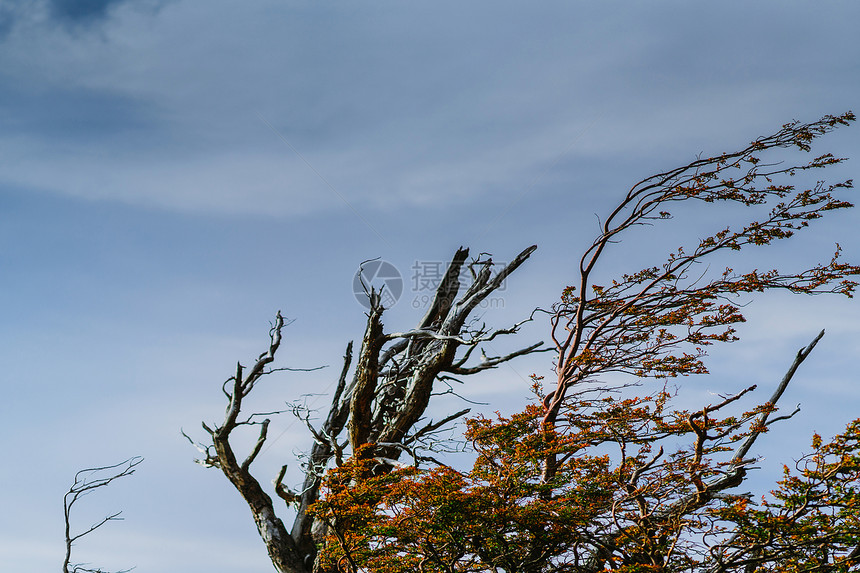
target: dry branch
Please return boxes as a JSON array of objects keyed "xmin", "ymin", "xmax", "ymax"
[{"xmin": 63, "ymin": 457, "xmax": 142, "ymax": 573}]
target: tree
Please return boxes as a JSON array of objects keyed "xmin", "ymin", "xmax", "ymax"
[{"xmin": 188, "ymin": 112, "xmax": 860, "ymax": 573}]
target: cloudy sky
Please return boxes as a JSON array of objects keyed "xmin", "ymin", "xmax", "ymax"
[{"xmin": 1, "ymin": 1, "xmax": 859, "ymax": 571}]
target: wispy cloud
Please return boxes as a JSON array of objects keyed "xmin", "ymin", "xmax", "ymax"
[{"xmin": 3, "ymin": 2, "xmax": 855, "ymax": 218}]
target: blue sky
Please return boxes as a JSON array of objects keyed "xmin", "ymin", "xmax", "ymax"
[{"xmin": 1, "ymin": 1, "xmax": 859, "ymax": 571}]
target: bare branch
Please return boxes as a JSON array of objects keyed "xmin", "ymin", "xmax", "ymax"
[
  {"xmin": 185, "ymin": 312, "xmax": 307, "ymax": 573},
  {"xmin": 404, "ymin": 408, "xmax": 471, "ymax": 446},
  {"xmin": 446, "ymin": 341, "xmax": 548, "ymax": 374},
  {"xmin": 274, "ymin": 465, "xmax": 300, "ymax": 505},
  {"xmin": 731, "ymin": 329, "xmax": 824, "ymax": 464},
  {"xmin": 242, "ymin": 418, "xmax": 271, "ymax": 472},
  {"xmin": 181, "ymin": 428, "xmax": 220, "ymax": 468},
  {"xmin": 63, "ymin": 457, "xmax": 142, "ymax": 573}
]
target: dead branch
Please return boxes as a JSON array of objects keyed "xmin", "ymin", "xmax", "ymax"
[
  {"xmin": 63, "ymin": 457, "xmax": 142, "ymax": 573},
  {"xmin": 731, "ymin": 329, "xmax": 824, "ymax": 464}
]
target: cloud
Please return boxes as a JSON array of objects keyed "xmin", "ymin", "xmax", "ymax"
[
  {"xmin": 0, "ymin": 3, "xmax": 26, "ymax": 39},
  {"xmin": 0, "ymin": 0, "xmax": 165, "ymax": 39},
  {"xmin": 0, "ymin": 1, "xmax": 857, "ymax": 220},
  {"xmin": 47, "ymin": 0, "xmax": 129, "ymax": 23}
]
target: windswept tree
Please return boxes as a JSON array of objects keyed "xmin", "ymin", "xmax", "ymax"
[{"xmin": 190, "ymin": 112, "xmax": 860, "ymax": 573}]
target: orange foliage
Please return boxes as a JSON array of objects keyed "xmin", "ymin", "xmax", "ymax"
[{"xmin": 311, "ymin": 113, "xmax": 860, "ymax": 573}]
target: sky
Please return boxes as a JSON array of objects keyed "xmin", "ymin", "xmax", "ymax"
[{"xmin": 1, "ymin": 1, "xmax": 859, "ymax": 571}]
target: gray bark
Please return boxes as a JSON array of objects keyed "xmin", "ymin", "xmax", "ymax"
[{"xmin": 186, "ymin": 246, "xmax": 544, "ymax": 572}]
